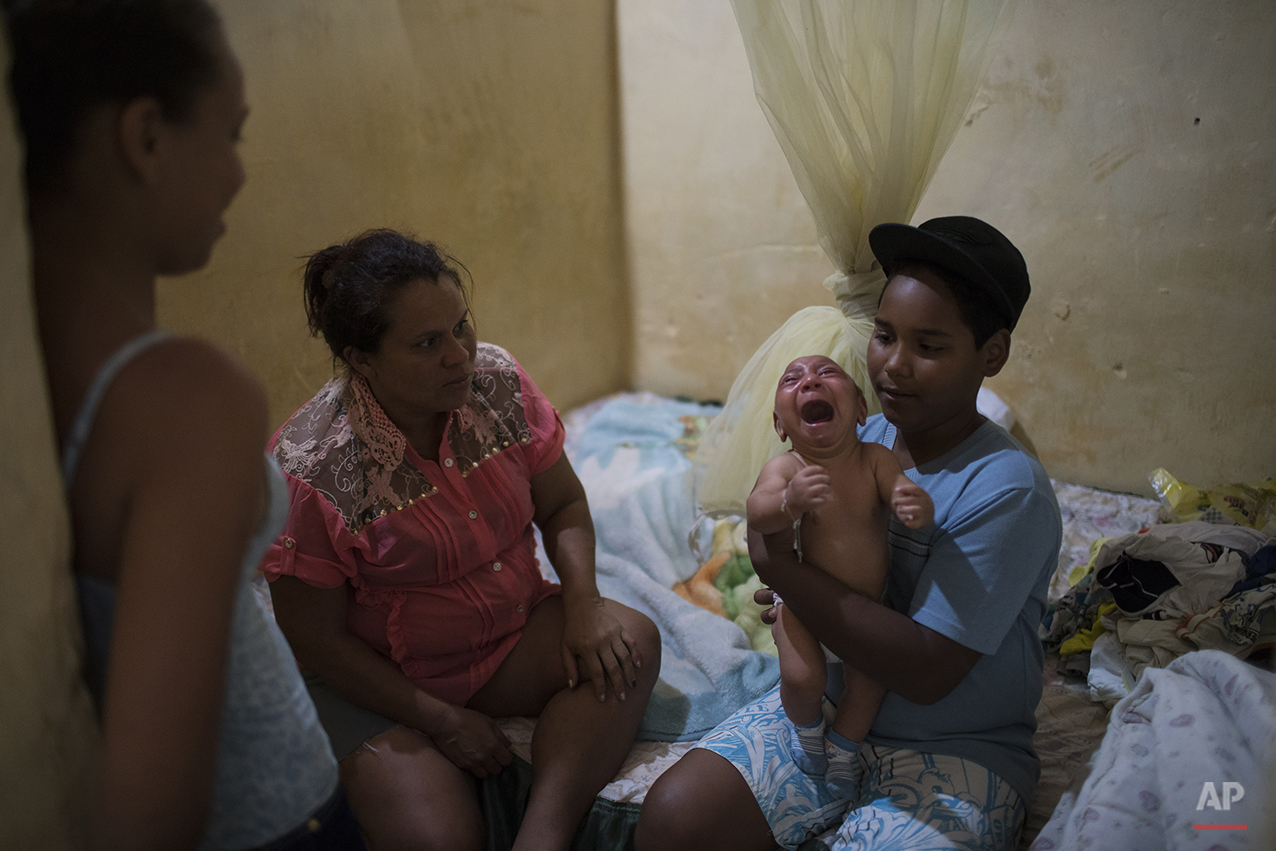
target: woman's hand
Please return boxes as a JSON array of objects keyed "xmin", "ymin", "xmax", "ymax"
[
  {"xmin": 423, "ymin": 704, "xmax": 513, "ymax": 778},
  {"xmin": 530, "ymin": 453, "xmax": 643, "ymax": 701},
  {"xmin": 560, "ymin": 593, "xmax": 643, "ymax": 703},
  {"xmin": 271, "ymin": 577, "xmax": 515, "ymax": 778}
]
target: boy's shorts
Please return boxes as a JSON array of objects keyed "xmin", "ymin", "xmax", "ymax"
[{"xmin": 693, "ymin": 685, "xmax": 1027, "ymax": 850}]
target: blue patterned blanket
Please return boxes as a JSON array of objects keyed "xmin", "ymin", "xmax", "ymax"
[{"xmin": 541, "ymin": 393, "xmax": 780, "ymax": 742}]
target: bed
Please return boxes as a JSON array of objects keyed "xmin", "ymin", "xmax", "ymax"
[{"xmin": 475, "ymin": 391, "xmax": 1210, "ymax": 850}]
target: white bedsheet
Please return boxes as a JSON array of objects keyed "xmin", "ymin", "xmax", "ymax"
[{"xmin": 1030, "ymin": 649, "xmax": 1276, "ymax": 850}]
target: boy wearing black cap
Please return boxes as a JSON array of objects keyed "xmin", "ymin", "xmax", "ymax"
[{"xmin": 637, "ymin": 217, "xmax": 1063, "ymax": 851}]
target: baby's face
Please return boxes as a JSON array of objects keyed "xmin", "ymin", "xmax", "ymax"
[{"xmin": 773, "ymin": 356, "xmax": 865, "ymax": 450}]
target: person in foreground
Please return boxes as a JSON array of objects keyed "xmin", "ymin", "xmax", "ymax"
[
  {"xmin": 636, "ymin": 216, "xmax": 1063, "ymax": 851},
  {"xmin": 747, "ymin": 356, "xmax": 933, "ymax": 803},
  {"xmin": 6, "ymin": 1, "xmax": 361, "ymax": 848},
  {"xmin": 264, "ymin": 228, "xmax": 662, "ymax": 851}
]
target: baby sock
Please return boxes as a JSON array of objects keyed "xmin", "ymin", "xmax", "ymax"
[
  {"xmin": 786, "ymin": 716, "xmax": 828, "ymax": 775},
  {"xmin": 823, "ymin": 729, "xmax": 863, "ymax": 802}
]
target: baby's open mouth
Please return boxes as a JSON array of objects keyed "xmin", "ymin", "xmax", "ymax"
[{"xmin": 800, "ymin": 400, "xmax": 834, "ymax": 424}]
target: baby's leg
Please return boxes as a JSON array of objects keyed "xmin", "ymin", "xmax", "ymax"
[
  {"xmin": 823, "ymin": 669, "xmax": 887, "ymax": 802},
  {"xmin": 831, "ymin": 668, "xmax": 886, "ymax": 743},
  {"xmin": 775, "ymin": 605, "xmax": 827, "ymax": 725},
  {"xmin": 773, "ymin": 604, "xmax": 829, "ymax": 774}
]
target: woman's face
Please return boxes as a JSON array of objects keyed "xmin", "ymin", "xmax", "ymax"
[
  {"xmin": 150, "ymin": 31, "xmax": 248, "ymax": 275},
  {"xmin": 350, "ymin": 276, "xmax": 478, "ymax": 421}
]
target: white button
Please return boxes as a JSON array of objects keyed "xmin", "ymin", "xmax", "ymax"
[
  {"xmin": 444, "ymin": 458, "xmax": 454, "ymax": 467},
  {"xmin": 516, "ymin": 605, "xmax": 525, "ymax": 613},
  {"xmin": 492, "ymin": 562, "xmax": 502, "ymax": 572},
  {"xmin": 468, "ymin": 510, "xmax": 478, "ymax": 519}
]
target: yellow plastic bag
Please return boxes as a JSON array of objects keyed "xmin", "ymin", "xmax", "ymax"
[{"xmin": 1149, "ymin": 468, "xmax": 1276, "ymax": 531}]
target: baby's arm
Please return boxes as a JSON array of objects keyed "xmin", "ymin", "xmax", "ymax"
[
  {"xmin": 870, "ymin": 446, "xmax": 934, "ymax": 530},
  {"xmin": 747, "ymin": 454, "xmax": 830, "ymax": 534}
]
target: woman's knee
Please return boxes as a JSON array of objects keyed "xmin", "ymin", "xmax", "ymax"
[
  {"xmin": 612, "ymin": 603, "xmax": 662, "ymax": 675},
  {"xmin": 340, "ymin": 728, "xmax": 484, "ymax": 851},
  {"xmin": 633, "ymin": 613, "xmax": 663, "ymax": 676},
  {"xmin": 362, "ymin": 807, "xmax": 483, "ymax": 851}
]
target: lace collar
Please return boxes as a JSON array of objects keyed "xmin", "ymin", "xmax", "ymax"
[{"xmin": 273, "ymin": 343, "xmax": 531, "ymax": 534}]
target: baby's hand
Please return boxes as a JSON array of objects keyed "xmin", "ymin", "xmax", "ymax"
[
  {"xmin": 891, "ymin": 481, "xmax": 934, "ymax": 529},
  {"xmin": 785, "ymin": 465, "xmax": 831, "ymax": 516}
]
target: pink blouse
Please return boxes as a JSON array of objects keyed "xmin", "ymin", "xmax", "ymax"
[{"xmin": 262, "ymin": 344, "xmax": 563, "ymax": 705}]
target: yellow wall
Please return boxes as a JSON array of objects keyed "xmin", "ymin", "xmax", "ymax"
[
  {"xmin": 159, "ymin": 0, "xmax": 630, "ymax": 426},
  {"xmin": 151, "ymin": 0, "xmax": 1275, "ymax": 493},
  {"xmin": 618, "ymin": 1, "xmax": 837, "ymax": 401},
  {"xmin": 0, "ymin": 29, "xmax": 98, "ymax": 851},
  {"xmin": 916, "ymin": 0, "xmax": 1276, "ymax": 495},
  {"xmin": 619, "ymin": 0, "xmax": 1275, "ymax": 496}
]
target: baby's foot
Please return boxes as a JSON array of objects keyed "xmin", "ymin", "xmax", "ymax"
[
  {"xmin": 823, "ymin": 730, "xmax": 863, "ymax": 802},
  {"xmin": 785, "ymin": 716, "xmax": 828, "ymax": 775}
]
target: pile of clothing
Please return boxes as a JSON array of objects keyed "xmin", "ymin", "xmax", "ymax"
[{"xmin": 1041, "ymin": 520, "xmax": 1276, "ymax": 705}]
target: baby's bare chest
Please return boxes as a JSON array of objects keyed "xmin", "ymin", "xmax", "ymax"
[{"xmin": 799, "ymin": 469, "xmax": 891, "ymax": 590}]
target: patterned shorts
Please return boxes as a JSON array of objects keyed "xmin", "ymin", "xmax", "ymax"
[{"xmin": 693, "ymin": 686, "xmax": 1027, "ymax": 850}]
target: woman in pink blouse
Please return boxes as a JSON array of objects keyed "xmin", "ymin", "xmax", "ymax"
[{"xmin": 263, "ymin": 229, "xmax": 661, "ymax": 851}]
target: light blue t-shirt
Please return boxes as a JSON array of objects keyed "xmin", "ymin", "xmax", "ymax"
[{"xmin": 843, "ymin": 414, "xmax": 1062, "ymax": 802}]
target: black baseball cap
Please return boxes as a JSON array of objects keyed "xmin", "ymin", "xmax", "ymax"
[{"xmin": 869, "ymin": 216, "xmax": 1031, "ymax": 331}]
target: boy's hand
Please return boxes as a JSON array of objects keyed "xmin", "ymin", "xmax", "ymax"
[
  {"xmin": 785, "ymin": 465, "xmax": 831, "ymax": 516},
  {"xmin": 753, "ymin": 587, "xmax": 780, "ymax": 625},
  {"xmin": 891, "ymin": 482, "xmax": 934, "ymax": 529}
]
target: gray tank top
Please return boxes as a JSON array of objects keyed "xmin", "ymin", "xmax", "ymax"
[{"xmin": 65, "ymin": 331, "xmax": 338, "ymax": 850}]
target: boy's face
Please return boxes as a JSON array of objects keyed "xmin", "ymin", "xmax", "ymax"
[
  {"xmin": 867, "ymin": 267, "xmax": 1008, "ymax": 439},
  {"xmin": 773, "ymin": 356, "xmax": 867, "ymax": 451}
]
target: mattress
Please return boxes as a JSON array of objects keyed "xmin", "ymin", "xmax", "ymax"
[{"xmin": 493, "ymin": 392, "xmax": 1165, "ymax": 848}]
